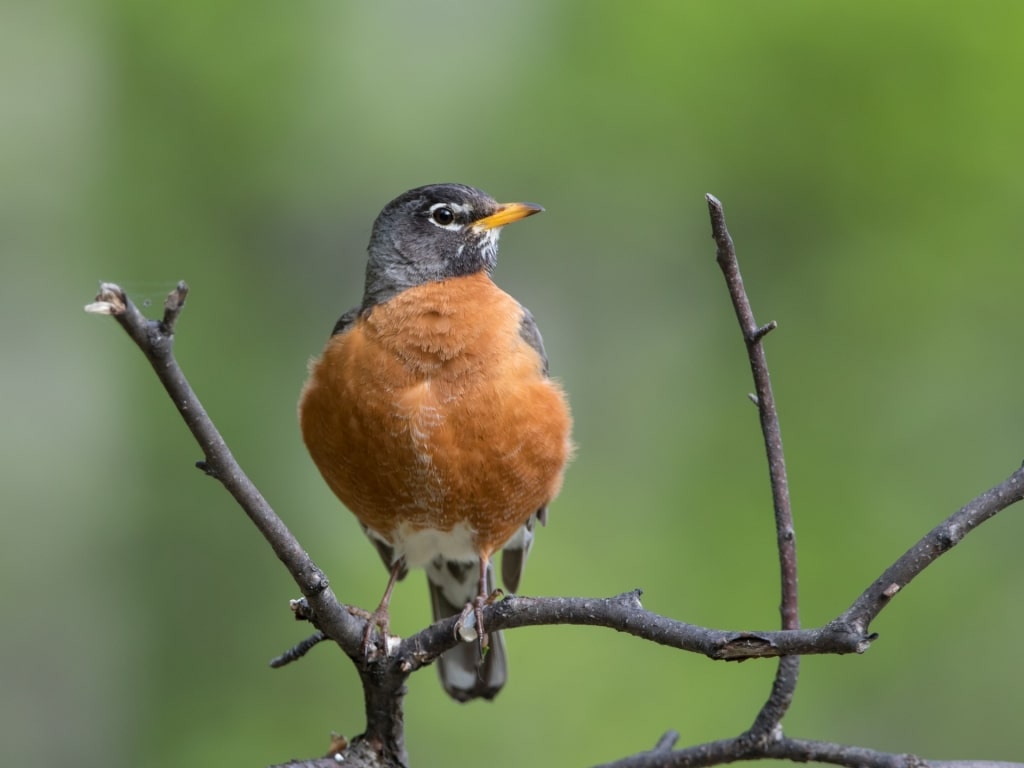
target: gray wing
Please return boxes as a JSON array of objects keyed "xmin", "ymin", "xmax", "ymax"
[
  {"xmin": 331, "ymin": 306, "xmax": 360, "ymax": 337},
  {"xmin": 502, "ymin": 305, "xmax": 553, "ymax": 592},
  {"xmin": 517, "ymin": 305, "xmax": 549, "ymax": 376}
]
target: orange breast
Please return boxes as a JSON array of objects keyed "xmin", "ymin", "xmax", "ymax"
[{"xmin": 298, "ymin": 273, "xmax": 572, "ymax": 562}]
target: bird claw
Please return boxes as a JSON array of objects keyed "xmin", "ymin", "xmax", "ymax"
[
  {"xmin": 360, "ymin": 607, "xmax": 392, "ymax": 661},
  {"xmin": 455, "ymin": 589, "xmax": 504, "ymax": 648},
  {"xmin": 455, "ymin": 602, "xmax": 479, "ymax": 643}
]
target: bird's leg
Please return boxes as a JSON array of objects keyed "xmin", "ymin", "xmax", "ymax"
[
  {"xmin": 473, "ymin": 555, "xmax": 495, "ymax": 651},
  {"xmin": 473, "ymin": 557, "xmax": 489, "ymax": 651},
  {"xmin": 362, "ymin": 560, "xmax": 402, "ymax": 659}
]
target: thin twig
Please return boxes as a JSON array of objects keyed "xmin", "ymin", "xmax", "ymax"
[
  {"xmin": 598, "ymin": 734, "xmax": 1024, "ymax": 768},
  {"xmin": 270, "ymin": 631, "xmax": 328, "ymax": 668},
  {"xmin": 707, "ymin": 194, "xmax": 800, "ymax": 743},
  {"xmin": 89, "ymin": 282, "xmax": 364, "ymax": 653},
  {"xmin": 835, "ymin": 463, "xmax": 1024, "ymax": 635},
  {"xmin": 706, "ymin": 194, "xmax": 798, "ymax": 632},
  {"xmin": 767, "ymin": 736, "xmax": 1024, "ymax": 768},
  {"xmin": 653, "ymin": 731, "xmax": 681, "ymax": 753}
]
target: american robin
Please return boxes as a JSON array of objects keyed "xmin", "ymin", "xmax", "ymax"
[{"xmin": 299, "ymin": 183, "xmax": 572, "ymax": 701}]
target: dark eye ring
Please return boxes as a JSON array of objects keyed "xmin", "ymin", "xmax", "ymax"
[{"xmin": 431, "ymin": 206, "xmax": 455, "ymax": 226}]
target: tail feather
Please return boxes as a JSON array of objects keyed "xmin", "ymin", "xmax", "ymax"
[{"xmin": 426, "ymin": 558, "xmax": 507, "ymax": 702}]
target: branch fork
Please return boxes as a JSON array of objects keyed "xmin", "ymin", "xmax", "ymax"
[{"xmin": 88, "ymin": 196, "xmax": 1024, "ymax": 768}]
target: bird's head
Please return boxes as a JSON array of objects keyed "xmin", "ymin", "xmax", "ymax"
[{"xmin": 362, "ymin": 183, "xmax": 543, "ymax": 308}]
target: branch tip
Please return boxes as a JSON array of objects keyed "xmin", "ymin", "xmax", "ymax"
[
  {"xmin": 748, "ymin": 321, "xmax": 778, "ymax": 344},
  {"xmin": 705, "ymin": 193, "xmax": 733, "ymax": 256},
  {"xmin": 270, "ymin": 630, "xmax": 328, "ymax": 668},
  {"xmin": 653, "ymin": 729, "xmax": 680, "ymax": 753},
  {"xmin": 290, "ymin": 597, "xmax": 316, "ymax": 621},
  {"xmin": 159, "ymin": 281, "xmax": 189, "ymax": 334},
  {"xmin": 85, "ymin": 282, "xmax": 128, "ymax": 316}
]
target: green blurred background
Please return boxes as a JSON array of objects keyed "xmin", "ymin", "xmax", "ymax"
[{"xmin": 3, "ymin": 2, "xmax": 1023, "ymax": 766}]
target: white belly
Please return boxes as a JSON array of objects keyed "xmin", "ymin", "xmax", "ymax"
[{"xmin": 368, "ymin": 520, "xmax": 478, "ymax": 568}]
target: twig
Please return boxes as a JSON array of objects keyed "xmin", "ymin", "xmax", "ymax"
[
  {"xmin": 707, "ymin": 194, "xmax": 800, "ymax": 744},
  {"xmin": 706, "ymin": 195, "xmax": 798, "ymax": 632},
  {"xmin": 653, "ymin": 731, "xmax": 681, "ymax": 753},
  {"xmin": 598, "ymin": 733, "xmax": 1024, "ymax": 768},
  {"xmin": 766, "ymin": 736, "xmax": 1024, "ymax": 768},
  {"xmin": 270, "ymin": 631, "xmax": 328, "ymax": 668},
  {"xmin": 836, "ymin": 463, "xmax": 1024, "ymax": 636},
  {"xmin": 87, "ymin": 282, "xmax": 364, "ymax": 652}
]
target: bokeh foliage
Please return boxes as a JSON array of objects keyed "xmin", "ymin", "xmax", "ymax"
[{"xmin": 3, "ymin": 2, "xmax": 1023, "ymax": 766}]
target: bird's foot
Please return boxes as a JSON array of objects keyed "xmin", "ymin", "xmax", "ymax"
[
  {"xmin": 344, "ymin": 604, "xmax": 372, "ymax": 620},
  {"xmin": 360, "ymin": 605, "xmax": 391, "ymax": 661},
  {"xmin": 357, "ymin": 560, "xmax": 403, "ymax": 661},
  {"xmin": 455, "ymin": 589, "xmax": 504, "ymax": 650}
]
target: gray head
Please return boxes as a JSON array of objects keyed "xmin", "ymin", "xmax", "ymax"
[{"xmin": 361, "ymin": 183, "xmax": 543, "ymax": 309}]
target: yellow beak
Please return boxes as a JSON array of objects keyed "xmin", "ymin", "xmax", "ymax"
[{"xmin": 472, "ymin": 201, "xmax": 544, "ymax": 231}]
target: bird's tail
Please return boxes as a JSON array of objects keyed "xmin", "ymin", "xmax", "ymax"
[{"xmin": 426, "ymin": 557, "xmax": 507, "ymax": 702}]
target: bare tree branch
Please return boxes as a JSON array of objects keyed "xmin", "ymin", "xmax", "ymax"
[
  {"xmin": 87, "ymin": 284, "xmax": 365, "ymax": 654},
  {"xmin": 587, "ymin": 197, "xmax": 1023, "ymax": 768},
  {"xmin": 707, "ymin": 194, "xmax": 798, "ymax": 632},
  {"xmin": 270, "ymin": 630, "xmax": 328, "ymax": 668},
  {"xmin": 599, "ymin": 733, "xmax": 1024, "ymax": 768},
  {"xmin": 707, "ymin": 193, "xmax": 801, "ymax": 747},
  {"xmin": 837, "ymin": 467, "xmax": 1024, "ymax": 635},
  {"xmin": 87, "ymin": 191, "xmax": 1024, "ymax": 767},
  {"xmin": 765, "ymin": 737, "xmax": 1024, "ymax": 768}
]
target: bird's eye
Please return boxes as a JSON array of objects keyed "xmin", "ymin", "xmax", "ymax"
[{"xmin": 431, "ymin": 205, "xmax": 455, "ymax": 226}]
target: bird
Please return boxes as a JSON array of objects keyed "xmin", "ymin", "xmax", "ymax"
[{"xmin": 298, "ymin": 183, "xmax": 572, "ymax": 701}]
